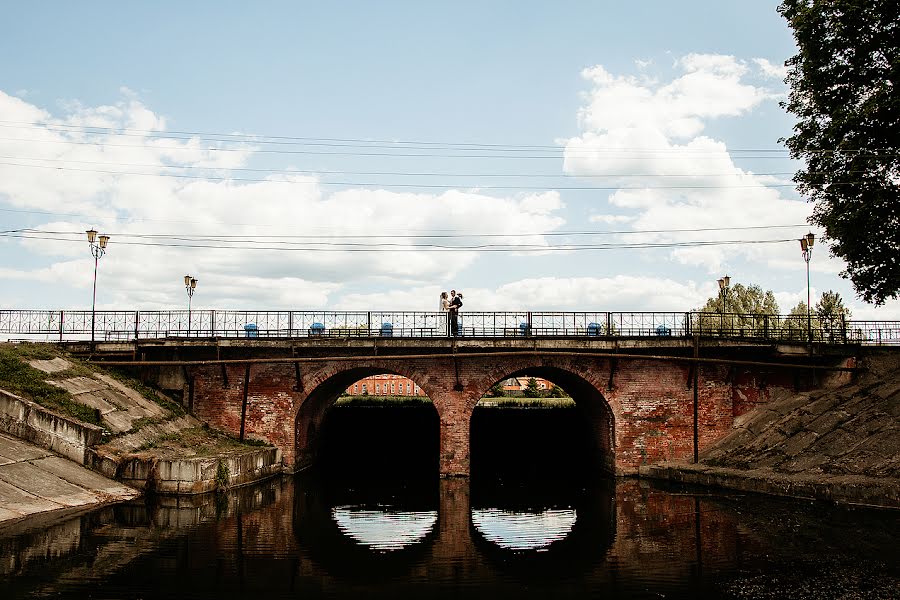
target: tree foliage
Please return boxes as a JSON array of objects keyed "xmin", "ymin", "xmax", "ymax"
[
  {"xmin": 696, "ymin": 282, "xmax": 780, "ymax": 334},
  {"xmin": 779, "ymin": 0, "xmax": 900, "ymax": 305},
  {"xmin": 697, "ymin": 283, "xmax": 780, "ymax": 315},
  {"xmin": 523, "ymin": 377, "xmax": 542, "ymax": 398}
]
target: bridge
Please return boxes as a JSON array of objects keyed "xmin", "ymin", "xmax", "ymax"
[
  {"xmin": 3, "ymin": 309, "xmax": 896, "ymax": 478},
  {"xmin": 2, "ymin": 308, "xmax": 898, "ymax": 343}
]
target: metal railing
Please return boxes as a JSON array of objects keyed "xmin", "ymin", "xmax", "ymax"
[{"xmin": 0, "ymin": 309, "xmax": 897, "ymax": 345}]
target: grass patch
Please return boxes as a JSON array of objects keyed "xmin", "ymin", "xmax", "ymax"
[
  {"xmin": 103, "ymin": 367, "xmax": 186, "ymax": 417},
  {"xmin": 334, "ymin": 395, "xmax": 434, "ymax": 407},
  {"xmin": 0, "ymin": 343, "xmax": 104, "ymax": 426},
  {"xmin": 136, "ymin": 427, "xmax": 274, "ymax": 458},
  {"xmin": 477, "ymin": 397, "xmax": 576, "ymax": 408}
]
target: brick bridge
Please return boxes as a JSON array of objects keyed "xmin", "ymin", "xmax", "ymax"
[{"xmin": 79, "ymin": 334, "xmax": 857, "ymax": 477}]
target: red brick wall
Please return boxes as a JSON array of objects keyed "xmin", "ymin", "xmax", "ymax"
[{"xmin": 185, "ymin": 354, "xmax": 805, "ymax": 476}]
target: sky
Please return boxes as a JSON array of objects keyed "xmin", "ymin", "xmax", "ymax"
[{"xmin": 1, "ymin": 1, "xmax": 897, "ymax": 319}]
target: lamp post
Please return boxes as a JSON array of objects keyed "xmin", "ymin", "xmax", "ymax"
[
  {"xmin": 184, "ymin": 275, "xmax": 198, "ymax": 336},
  {"xmin": 717, "ymin": 274, "xmax": 730, "ymax": 335},
  {"xmin": 800, "ymin": 232, "xmax": 815, "ymax": 344},
  {"xmin": 86, "ymin": 229, "xmax": 110, "ymax": 345}
]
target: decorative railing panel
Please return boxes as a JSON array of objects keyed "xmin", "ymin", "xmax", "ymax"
[{"xmin": 0, "ymin": 309, "xmax": 896, "ymax": 345}]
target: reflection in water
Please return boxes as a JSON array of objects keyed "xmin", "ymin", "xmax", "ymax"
[
  {"xmin": 470, "ymin": 508, "xmax": 577, "ymax": 550},
  {"xmin": 331, "ymin": 506, "xmax": 438, "ymax": 551},
  {"xmin": 1, "ymin": 474, "xmax": 898, "ymax": 599}
]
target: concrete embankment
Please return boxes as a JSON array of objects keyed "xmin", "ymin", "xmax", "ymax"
[
  {"xmin": 0, "ymin": 343, "xmax": 282, "ymax": 524},
  {"xmin": 0, "ymin": 431, "xmax": 138, "ymax": 524},
  {"xmin": 641, "ymin": 349, "xmax": 900, "ymax": 508}
]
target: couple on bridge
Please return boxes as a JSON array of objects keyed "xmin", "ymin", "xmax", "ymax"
[{"xmin": 440, "ymin": 290, "xmax": 464, "ymax": 335}]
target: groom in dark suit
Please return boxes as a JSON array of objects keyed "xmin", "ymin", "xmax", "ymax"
[{"xmin": 449, "ymin": 290, "xmax": 463, "ymax": 335}]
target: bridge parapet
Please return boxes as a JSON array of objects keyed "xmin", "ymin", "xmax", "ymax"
[{"xmin": 2, "ymin": 309, "xmax": 898, "ymax": 346}]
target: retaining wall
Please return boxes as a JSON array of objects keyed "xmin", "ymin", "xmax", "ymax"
[{"xmin": 0, "ymin": 390, "xmax": 103, "ymax": 464}]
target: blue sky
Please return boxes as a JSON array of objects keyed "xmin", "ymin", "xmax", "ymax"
[{"xmin": 1, "ymin": 2, "xmax": 897, "ymax": 318}]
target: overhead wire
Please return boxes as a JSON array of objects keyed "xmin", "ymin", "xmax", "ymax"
[
  {"xmin": 0, "ymin": 230, "xmax": 798, "ymax": 252},
  {"xmin": 0, "ymin": 153, "xmax": 802, "ymax": 179},
  {"xmin": 0, "ymin": 160, "xmax": 801, "ymax": 189}
]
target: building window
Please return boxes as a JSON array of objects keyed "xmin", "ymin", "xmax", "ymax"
[
  {"xmin": 362, "ymin": 384, "xmax": 367, "ymax": 393},
  {"xmin": 375, "ymin": 383, "xmax": 380, "ymax": 393},
  {"xmin": 391, "ymin": 383, "xmax": 395, "ymax": 394},
  {"xmin": 406, "ymin": 382, "xmax": 411, "ymax": 394},
  {"xmin": 353, "ymin": 384, "xmax": 358, "ymax": 393}
]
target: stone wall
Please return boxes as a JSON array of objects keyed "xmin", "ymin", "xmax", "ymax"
[
  {"xmin": 0, "ymin": 390, "xmax": 102, "ymax": 464},
  {"xmin": 175, "ymin": 351, "xmax": 817, "ymax": 477}
]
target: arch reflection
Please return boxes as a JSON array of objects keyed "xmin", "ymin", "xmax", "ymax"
[
  {"xmin": 469, "ymin": 478, "xmax": 616, "ymax": 578},
  {"xmin": 471, "ymin": 508, "xmax": 577, "ymax": 551},
  {"xmin": 331, "ymin": 506, "xmax": 438, "ymax": 551},
  {"xmin": 293, "ymin": 473, "xmax": 439, "ymax": 580}
]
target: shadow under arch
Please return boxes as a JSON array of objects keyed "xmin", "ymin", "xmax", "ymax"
[
  {"xmin": 292, "ymin": 472, "xmax": 440, "ymax": 582},
  {"xmin": 473, "ymin": 365, "xmax": 616, "ymax": 477},
  {"xmin": 468, "ymin": 478, "xmax": 616, "ymax": 579},
  {"xmin": 294, "ymin": 367, "xmax": 440, "ymax": 476}
]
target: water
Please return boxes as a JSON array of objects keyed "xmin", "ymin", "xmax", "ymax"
[
  {"xmin": 1, "ymin": 474, "xmax": 897, "ymax": 599},
  {"xmin": 1, "ymin": 405, "xmax": 898, "ymax": 598}
]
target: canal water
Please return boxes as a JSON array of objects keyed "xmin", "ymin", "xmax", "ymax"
[{"xmin": 1, "ymin": 405, "xmax": 898, "ymax": 598}]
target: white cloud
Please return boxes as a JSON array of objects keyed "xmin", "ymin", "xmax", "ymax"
[
  {"xmin": 753, "ymin": 57, "xmax": 788, "ymax": 80},
  {"xmin": 0, "ymin": 90, "xmax": 568, "ymax": 309},
  {"xmin": 332, "ymin": 276, "xmax": 709, "ymax": 312},
  {"xmin": 564, "ymin": 55, "xmax": 809, "ymax": 273}
]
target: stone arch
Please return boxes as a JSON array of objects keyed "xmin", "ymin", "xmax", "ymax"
[
  {"xmin": 293, "ymin": 364, "xmax": 439, "ymax": 473},
  {"xmin": 473, "ymin": 360, "xmax": 617, "ymax": 475}
]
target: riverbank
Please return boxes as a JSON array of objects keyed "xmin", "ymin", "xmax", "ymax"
[
  {"xmin": 641, "ymin": 349, "xmax": 900, "ymax": 508},
  {"xmin": 0, "ymin": 343, "xmax": 280, "ymax": 523},
  {"xmin": 0, "ymin": 431, "xmax": 138, "ymax": 524}
]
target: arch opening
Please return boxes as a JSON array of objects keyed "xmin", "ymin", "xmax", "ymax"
[
  {"xmin": 295, "ymin": 368, "xmax": 439, "ymax": 479},
  {"xmin": 471, "ymin": 367, "xmax": 615, "ymax": 483}
]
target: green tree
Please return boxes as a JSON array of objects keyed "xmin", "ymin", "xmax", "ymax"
[
  {"xmin": 815, "ymin": 290, "xmax": 852, "ymax": 341},
  {"xmin": 784, "ymin": 300, "xmax": 820, "ymax": 341},
  {"xmin": 779, "ymin": 1, "xmax": 900, "ymax": 305},
  {"xmin": 523, "ymin": 377, "xmax": 541, "ymax": 398},
  {"xmin": 548, "ymin": 384, "xmax": 566, "ymax": 398},
  {"xmin": 489, "ymin": 382, "xmax": 505, "ymax": 397},
  {"xmin": 695, "ymin": 282, "xmax": 781, "ymax": 335}
]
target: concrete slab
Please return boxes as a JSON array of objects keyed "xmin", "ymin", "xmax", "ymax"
[
  {"xmin": 0, "ymin": 432, "xmax": 52, "ymax": 463},
  {"xmin": 48, "ymin": 376, "xmax": 106, "ymax": 395},
  {"xmin": 94, "ymin": 373, "xmax": 168, "ymax": 418},
  {"xmin": 67, "ymin": 391, "xmax": 119, "ymax": 415},
  {"xmin": 32, "ymin": 457, "xmax": 138, "ymax": 499},
  {"xmin": 28, "ymin": 357, "xmax": 72, "ymax": 374},
  {"xmin": 0, "ymin": 506, "xmax": 22, "ymax": 520},
  {"xmin": 0, "ymin": 479, "xmax": 63, "ymax": 515},
  {"xmin": 0, "ymin": 463, "xmax": 99, "ymax": 507},
  {"xmin": 102, "ymin": 411, "xmax": 136, "ymax": 433}
]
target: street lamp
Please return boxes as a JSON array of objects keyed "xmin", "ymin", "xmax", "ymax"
[
  {"xmin": 717, "ymin": 274, "xmax": 730, "ymax": 334},
  {"xmin": 86, "ymin": 229, "xmax": 110, "ymax": 345},
  {"xmin": 800, "ymin": 232, "xmax": 815, "ymax": 344},
  {"xmin": 184, "ymin": 275, "xmax": 198, "ymax": 336}
]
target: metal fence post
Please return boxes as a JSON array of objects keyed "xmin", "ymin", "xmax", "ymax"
[
  {"xmin": 134, "ymin": 311, "xmax": 140, "ymax": 340},
  {"xmin": 59, "ymin": 310, "xmax": 64, "ymax": 342}
]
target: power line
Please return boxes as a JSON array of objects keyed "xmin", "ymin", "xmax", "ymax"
[
  {"xmin": 0, "ymin": 120, "xmax": 794, "ymax": 153},
  {"xmin": 19, "ymin": 223, "xmax": 808, "ymax": 240},
  {"xmin": 0, "ymin": 161, "xmax": 801, "ymax": 190},
  {"xmin": 0, "ymin": 154, "xmax": 802, "ymax": 179},
  {"xmin": 0, "ymin": 230, "xmax": 797, "ymax": 252},
  {"xmin": 0, "ymin": 136, "xmax": 800, "ymax": 160},
  {"xmin": 2, "ymin": 121, "xmax": 894, "ymax": 158}
]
